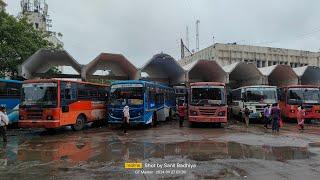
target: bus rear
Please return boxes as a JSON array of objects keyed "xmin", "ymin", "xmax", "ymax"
[
  {"xmin": 279, "ymin": 85, "xmax": 320, "ymax": 121},
  {"xmin": 19, "ymin": 80, "xmax": 108, "ymax": 130},
  {"xmin": 188, "ymin": 82, "xmax": 227, "ymax": 125}
]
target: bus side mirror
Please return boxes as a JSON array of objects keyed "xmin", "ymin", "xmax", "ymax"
[{"xmin": 62, "ymin": 106, "xmax": 69, "ymax": 113}]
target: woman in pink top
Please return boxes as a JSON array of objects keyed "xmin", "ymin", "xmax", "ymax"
[{"xmin": 297, "ymin": 106, "xmax": 305, "ymax": 131}]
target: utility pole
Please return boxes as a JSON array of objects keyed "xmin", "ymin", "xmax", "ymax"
[
  {"xmin": 196, "ymin": 20, "xmax": 200, "ymax": 52},
  {"xmin": 186, "ymin": 26, "xmax": 190, "ymax": 49}
]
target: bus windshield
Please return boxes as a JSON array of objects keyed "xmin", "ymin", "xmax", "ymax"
[
  {"xmin": 21, "ymin": 83, "xmax": 58, "ymax": 107},
  {"xmin": 191, "ymin": 86, "xmax": 226, "ymax": 106},
  {"xmin": 110, "ymin": 84, "xmax": 144, "ymax": 106},
  {"xmin": 246, "ymin": 87, "xmax": 277, "ymax": 104},
  {"xmin": 288, "ymin": 88, "xmax": 320, "ymax": 105}
]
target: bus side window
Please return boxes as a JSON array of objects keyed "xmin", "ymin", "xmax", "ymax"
[
  {"xmin": 61, "ymin": 82, "xmax": 77, "ymax": 106},
  {"xmin": 148, "ymin": 87, "xmax": 156, "ymax": 108},
  {"xmin": 65, "ymin": 89, "xmax": 71, "ymax": 100},
  {"xmin": 156, "ymin": 92, "xmax": 164, "ymax": 106}
]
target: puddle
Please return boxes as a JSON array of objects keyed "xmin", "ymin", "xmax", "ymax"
[
  {"xmin": 94, "ymin": 140, "xmax": 310, "ymax": 163},
  {"xmin": 309, "ymin": 142, "xmax": 320, "ymax": 147},
  {"xmin": 0, "ymin": 138, "xmax": 311, "ymax": 167}
]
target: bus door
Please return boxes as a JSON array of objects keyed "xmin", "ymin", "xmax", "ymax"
[{"xmin": 60, "ymin": 82, "xmax": 78, "ymax": 125}]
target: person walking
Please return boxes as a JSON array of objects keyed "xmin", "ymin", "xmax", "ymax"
[
  {"xmin": 122, "ymin": 105, "xmax": 130, "ymax": 134},
  {"xmin": 263, "ymin": 105, "xmax": 271, "ymax": 129},
  {"xmin": 270, "ymin": 103, "xmax": 281, "ymax": 133},
  {"xmin": 178, "ymin": 102, "xmax": 186, "ymax": 127},
  {"xmin": 0, "ymin": 106, "xmax": 9, "ymax": 142},
  {"xmin": 297, "ymin": 106, "xmax": 306, "ymax": 131},
  {"xmin": 243, "ymin": 106, "xmax": 250, "ymax": 128}
]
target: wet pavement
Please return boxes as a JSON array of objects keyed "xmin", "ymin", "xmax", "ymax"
[{"xmin": 1, "ymin": 120, "xmax": 320, "ymax": 179}]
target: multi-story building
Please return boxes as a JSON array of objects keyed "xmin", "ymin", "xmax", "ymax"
[
  {"xmin": 179, "ymin": 43, "xmax": 320, "ymax": 68},
  {"xmin": 0, "ymin": 0, "xmax": 6, "ymax": 12},
  {"xmin": 19, "ymin": 0, "xmax": 63, "ymax": 47}
]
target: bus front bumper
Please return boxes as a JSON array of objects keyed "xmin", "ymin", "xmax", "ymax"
[
  {"xmin": 189, "ymin": 116, "xmax": 227, "ymax": 123},
  {"xmin": 108, "ymin": 116, "xmax": 147, "ymax": 125},
  {"xmin": 19, "ymin": 120, "xmax": 60, "ymax": 129}
]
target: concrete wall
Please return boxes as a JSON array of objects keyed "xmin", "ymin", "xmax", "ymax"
[{"xmin": 179, "ymin": 43, "xmax": 319, "ymax": 69}]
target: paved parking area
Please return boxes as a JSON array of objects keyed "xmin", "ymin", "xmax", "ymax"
[{"xmin": 1, "ymin": 120, "xmax": 320, "ymax": 179}]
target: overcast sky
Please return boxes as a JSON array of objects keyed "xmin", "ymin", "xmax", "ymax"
[{"xmin": 6, "ymin": 0, "xmax": 320, "ymax": 68}]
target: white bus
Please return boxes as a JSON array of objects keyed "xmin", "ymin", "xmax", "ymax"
[{"xmin": 230, "ymin": 85, "xmax": 278, "ymax": 120}]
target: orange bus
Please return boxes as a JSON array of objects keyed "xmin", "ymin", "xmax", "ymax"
[
  {"xmin": 188, "ymin": 82, "xmax": 228, "ymax": 127},
  {"xmin": 278, "ymin": 85, "xmax": 320, "ymax": 121},
  {"xmin": 19, "ymin": 79, "xmax": 108, "ymax": 131}
]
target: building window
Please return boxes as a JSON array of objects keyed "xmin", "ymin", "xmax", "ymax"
[
  {"xmin": 273, "ymin": 61, "xmax": 277, "ymax": 65},
  {"xmin": 268, "ymin": 61, "xmax": 272, "ymax": 66},
  {"xmin": 262, "ymin": 61, "xmax": 266, "ymax": 67},
  {"xmin": 35, "ymin": 23, "xmax": 39, "ymax": 29},
  {"xmin": 256, "ymin": 60, "xmax": 261, "ymax": 68}
]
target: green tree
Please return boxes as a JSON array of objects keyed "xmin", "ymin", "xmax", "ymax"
[{"xmin": 0, "ymin": 11, "xmax": 60, "ymax": 78}]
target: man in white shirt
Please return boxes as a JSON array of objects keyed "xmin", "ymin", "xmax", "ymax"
[
  {"xmin": 122, "ymin": 105, "xmax": 130, "ymax": 134},
  {"xmin": 0, "ymin": 106, "xmax": 9, "ymax": 142}
]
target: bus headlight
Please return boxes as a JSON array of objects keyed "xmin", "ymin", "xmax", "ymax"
[
  {"xmin": 47, "ymin": 115, "xmax": 53, "ymax": 120},
  {"xmin": 190, "ymin": 110, "xmax": 197, "ymax": 116},
  {"xmin": 218, "ymin": 111, "xmax": 226, "ymax": 117},
  {"xmin": 290, "ymin": 110, "xmax": 295, "ymax": 113},
  {"xmin": 19, "ymin": 115, "xmax": 24, "ymax": 120},
  {"xmin": 316, "ymin": 110, "xmax": 320, "ymax": 113}
]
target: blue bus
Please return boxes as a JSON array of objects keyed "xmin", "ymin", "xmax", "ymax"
[
  {"xmin": 108, "ymin": 80, "xmax": 176, "ymax": 126},
  {"xmin": 0, "ymin": 79, "xmax": 22, "ymax": 125}
]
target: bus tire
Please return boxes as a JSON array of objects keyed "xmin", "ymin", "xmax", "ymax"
[
  {"xmin": 72, "ymin": 115, "xmax": 86, "ymax": 131},
  {"xmin": 152, "ymin": 113, "xmax": 157, "ymax": 127}
]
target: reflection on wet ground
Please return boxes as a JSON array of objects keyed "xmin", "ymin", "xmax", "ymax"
[
  {"xmin": 0, "ymin": 135, "xmax": 311, "ymax": 167},
  {"xmin": 0, "ymin": 122, "xmax": 319, "ymax": 179}
]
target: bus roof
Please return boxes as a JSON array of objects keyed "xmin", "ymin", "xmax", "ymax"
[
  {"xmin": 232, "ymin": 85, "xmax": 277, "ymax": 91},
  {"xmin": 23, "ymin": 79, "xmax": 108, "ymax": 87},
  {"xmin": 190, "ymin": 82, "xmax": 225, "ymax": 87},
  {"xmin": 111, "ymin": 80, "xmax": 173, "ymax": 89},
  {"xmin": 0, "ymin": 79, "xmax": 22, "ymax": 83},
  {"xmin": 283, "ymin": 84, "xmax": 320, "ymax": 89}
]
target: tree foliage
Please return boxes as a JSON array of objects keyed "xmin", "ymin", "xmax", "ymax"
[{"xmin": 0, "ymin": 11, "xmax": 60, "ymax": 78}]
